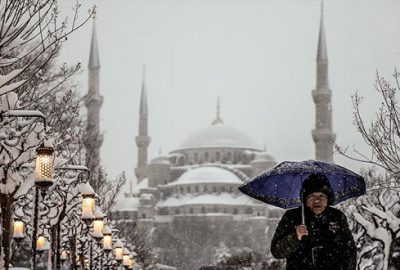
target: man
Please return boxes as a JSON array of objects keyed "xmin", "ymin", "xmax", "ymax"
[{"xmin": 270, "ymin": 173, "xmax": 357, "ymax": 270}]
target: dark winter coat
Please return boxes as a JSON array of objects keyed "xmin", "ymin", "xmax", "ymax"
[{"xmin": 270, "ymin": 206, "xmax": 357, "ymax": 270}]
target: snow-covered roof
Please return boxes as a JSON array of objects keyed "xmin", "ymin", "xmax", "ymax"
[
  {"xmin": 113, "ymin": 195, "xmax": 140, "ymax": 212},
  {"xmin": 252, "ymin": 151, "xmax": 276, "ymax": 162},
  {"xmin": 157, "ymin": 193, "xmax": 256, "ymax": 207},
  {"xmin": 150, "ymin": 155, "xmax": 170, "ymax": 165},
  {"xmin": 172, "ymin": 123, "xmax": 261, "ymax": 151},
  {"xmin": 132, "ymin": 178, "xmax": 148, "ymax": 195},
  {"xmin": 167, "ymin": 166, "xmax": 243, "ymax": 186}
]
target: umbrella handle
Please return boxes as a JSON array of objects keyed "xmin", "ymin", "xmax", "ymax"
[{"xmin": 302, "ymin": 204, "xmax": 305, "ymax": 225}]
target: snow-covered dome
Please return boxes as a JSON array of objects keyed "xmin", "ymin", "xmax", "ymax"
[
  {"xmin": 252, "ymin": 152, "xmax": 276, "ymax": 162},
  {"xmin": 113, "ymin": 196, "xmax": 139, "ymax": 212},
  {"xmin": 168, "ymin": 166, "xmax": 243, "ymax": 186},
  {"xmin": 174, "ymin": 123, "xmax": 260, "ymax": 151},
  {"xmin": 150, "ymin": 155, "xmax": 170, "ymax": 165}
]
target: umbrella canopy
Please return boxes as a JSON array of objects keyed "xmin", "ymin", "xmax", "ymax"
[{"xmin": 238, "ymin": 160, "xmax": 366, "ymax": 209}]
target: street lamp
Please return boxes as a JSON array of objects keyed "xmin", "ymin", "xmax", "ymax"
[
  {"xmin": 122, "ymin": 248, "xmax": 130, "ymax": 268},
  {"xmin": 114, "ymin": 239, "xmax": 124, "ymax": 263},
  {"xmin": 33, "ymin": 144, "xmax": 55, "ymax": 270},
  {"xmin": 12, "ymin": 217, "xmax": 25, "ymax": 242},
  {"xmin": 80, "ymin": 183, "xmax": 96, "ymax": 225},
  {"xmin": 36, "ymin": 236, "xmax": 49, "ymax": 254},
  {"xmin": 35, "ymin": 145, "xmax": 55, "ymax": 190},
  {"xmin": 128, "ymin": 256, "xmax": 135, "ymax": 269},
  {"xmin": 60, "ymin": 250, "xmax": 68, "ymax": 264},
  {"xmin": 103, "ymin": 225, "xmax": 113, "ymax": 251},
  {"xmin": 93, "ymin": 208, "xmax": 104, "ymax": 241}
]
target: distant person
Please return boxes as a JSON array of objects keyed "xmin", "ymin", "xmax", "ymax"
[{"xmin": 270, "ymin": 173, "xmax": 357, "ymax": 270}]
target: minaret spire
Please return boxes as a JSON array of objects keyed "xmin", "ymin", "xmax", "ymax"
[
  {"xmin": 311, "ymin": 1, "xmax": 336, "ymax": 162},
  {"xmin": 135, "ymin": 65, "xmax": 151, "ymax": 182},
  {"xmin": 212, "ymin": 97, "xmax": 224, "ymax": 125},
  {"xmin": 83, "ymin": 20, "xmax": 103, "ymax": 175}
]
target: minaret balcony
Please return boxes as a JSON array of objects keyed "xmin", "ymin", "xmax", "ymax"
[
  {"xmin": 135, "ymin": 136, "xmax": 151, "ymax": 147},
  {"xmin": 312, "ymin": 129, "xmax": 336, "ymax": 143},
  {"xmin": 312, "ymin": 89, "xmax": 331, "ymax": 103}
]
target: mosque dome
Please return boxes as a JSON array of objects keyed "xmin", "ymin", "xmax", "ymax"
[
  {"xmin": 252, "ymin": 151, "xmax": 276, "ymax": 162},
  {"xmin": 168, "ymin": 166, "xmax": 243, "ymax": 186},
  {"xmin": 113, "ymin": 195, "xmax": 140, "ymax": 212},
  {"xmin": 150, "ymin": 155, "xmax": 170, "ymax": 165},
  {"xmin": 174, "ymin": 123, "xmax": 260, "ymax": 151}
]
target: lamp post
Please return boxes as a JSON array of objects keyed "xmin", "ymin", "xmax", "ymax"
[
  {"xmin": 80, "ymin": 182, "xmax": 96, "ymax": 270},
  {"xmin": 122, "ymin": 248, "xmax": 130, "ymax": 269},
  {"xmin": 0, "ymin": 110, "xmax": 48, "ymax": 270},
  {"xmin": 33, "ymin": 144, "xmax": 55, "ymax": 270},
  {"xmin": 92, "ymin": 208, "xmax": 104, "ymax": 270},
  {"xmin": 53, "ymin": 166, "xmax": 90, "ymax": 270},
  {"xmin": 114, "ymin": 239, "xmax": 124, "ymax": 263}
]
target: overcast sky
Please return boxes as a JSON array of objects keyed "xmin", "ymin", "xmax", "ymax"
[{"xmin": 59, "ymin": 0, "xmax": 400, "ymax": 182}]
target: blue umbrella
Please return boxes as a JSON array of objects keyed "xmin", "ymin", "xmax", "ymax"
[{"xmin": 238, "ymin": 160, "xmax": 366, "ymax": 222}]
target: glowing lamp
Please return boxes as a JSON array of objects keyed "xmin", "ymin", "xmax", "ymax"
[
  {"xmin": 13, "ymin": 218, "xmax": 25, "ymax": 241},
  {"xmin": 60, "ymin": 250, "xmax": 68, "ymax": 263},
  {"xmin": 36, "ymin": 236, "xmax": 48, "ymax": 253},
  {"xmin": 114, "ymin": 239, "xmax": 124, "ymax": 262},
  {"xmin": 122, "ymin": 250, "xmax": 130, "ymax": 267},
  {"xmin": 35, "ymin": 146, "xmax": 55, "ymax": 190}
]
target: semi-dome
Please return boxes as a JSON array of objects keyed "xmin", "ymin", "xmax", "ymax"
[
  {"xmin": 173, "ymin": 123, "xmax": 261, "ymax": 151},
  {"xmin": 252, "ymin": 151, "xmax": 276, "ymax": 162},
  {"xmin": 150, "ymin": 155, "xmax": 170, "ymax": 165},
  {"xmin": 168, "ymin": 166, "xmax": 243, "ymax": 186},
  {"xmin": 113, "ymin": 195, "xmax": 139, "ymax": 212}
]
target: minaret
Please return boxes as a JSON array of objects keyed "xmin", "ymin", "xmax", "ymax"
[
  {"xmin": 83, "ymin": 21, "xmax": 103, "ymax": 174},
  {"xmin": 312, "ymin": 1, "xmax": 336, "ymax": 162},
  {"xmin": 212, "ymin": 97, "xmax": 224, "ymax": 125},
  {"xmin": 135, "ymin": 67, "xmax": 151, "ymax": 182}
]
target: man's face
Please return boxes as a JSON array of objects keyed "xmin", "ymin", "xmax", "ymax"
[{"xmin": 306, "ymin": 192, "xmax": 328, "ymax": 215}]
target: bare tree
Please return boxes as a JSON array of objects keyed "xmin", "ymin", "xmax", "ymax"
[
  {"xmin": 337, "ymin": 70, "xmax": 400, "ymax": 270},
  {"xmin": 0, "ymin": 1, "xmax": 95, "ymax": 268}
]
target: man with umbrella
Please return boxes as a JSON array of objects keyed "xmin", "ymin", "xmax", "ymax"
[{"xmin": 270, "ymin": 173, "xmax": 357, "ymax": 270}]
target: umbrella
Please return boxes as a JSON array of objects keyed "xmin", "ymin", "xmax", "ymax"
[{"xmin": 238, "ymin": 160, "xmax": 366, "ymax": 223}]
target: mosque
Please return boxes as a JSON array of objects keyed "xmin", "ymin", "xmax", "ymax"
[{"xmin": 84, "ymin": 4, "xmax": 335, "ymax": 270}]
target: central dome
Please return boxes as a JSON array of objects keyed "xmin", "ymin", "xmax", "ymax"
[
  {"xmin": 168, "ymin": 166, "xmax": 243, "ymax": 185},
  {"xmin": 175, "ymin": 123, "xmax": 260, "ymax": 151}
]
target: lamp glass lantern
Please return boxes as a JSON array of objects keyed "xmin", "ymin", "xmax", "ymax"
[
  {"xmin": 122, "ymin": 253, "xmax": 130, "ymax": 267},
  {"xmin": 103, "ymin": 235, "xmax": 113, "ymax": 251},
  {"xmin": 12, "ymin": 218, "xmax": 25, "ymax": 240},
  {"xmin": 35, "ymin": 146, "xmax": 55, "ymax": 190},
  {"xmin": 36, "ymin": 236, "xmax": 48, "ymax": 253},
  {"xmin": 60, "ymin": 250, "xmax": 68, "ymax": 263},
  {"xmin": 93, "ymin": 219, "xmax": 104, "ymax": 240},
  {"xmin": 81, "ymin": 194, "xmax": 95, "ymax": 224},
  {"xmin": 129, "ymin": 257, "xmax": 135, "ymax": 269}
]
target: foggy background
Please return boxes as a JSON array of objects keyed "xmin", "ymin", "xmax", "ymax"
[{"xmin": 59, "ymin": 0, "xmax": 400, "ymax": 183}]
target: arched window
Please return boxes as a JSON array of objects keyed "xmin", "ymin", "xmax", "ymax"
[
  {"xmin": 175, "ymin": 208, "xmax": 180, "ymax": 215},
  {"xmin": 201, "ymin": 206, "xmax": 206, "ymax": 213},
  {"xmin": 187, "ymin": 186, "xmax": 191, "ymax": 193},
  {"xmin": 205, "ymin": 152, "xmax": 209, "ymax": 162},
  {"xmin": 233, "ymin": 208, "xmax": 238, "ymax": 214},
  {"xmin": 227, "ymin": 152, "xmax": 232, "ymax": 162},
  {"xmin": 215, "ymin": 151, "xmax": 221, "ymax": 161},
  {"xmin": 190, "ymin": 208, "xmax": 194, "ymax": 214},
  {"xmin": 194, "ymin": 152, "xmax": 199, "ymax": 162}
]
